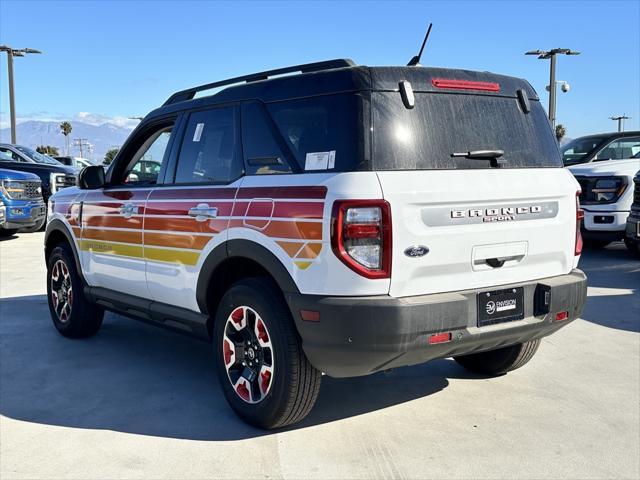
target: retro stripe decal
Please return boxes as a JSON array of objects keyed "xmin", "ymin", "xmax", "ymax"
[{"xmin": 63, "ymin": 185, "xmax": 328, "ymax": 268}]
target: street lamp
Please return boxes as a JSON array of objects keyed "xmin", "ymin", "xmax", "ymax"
[
  {"xmin": 0, "ymin": 45, "xmax": 42, "ymax": 143},
  {"xmin": 609, "ymin": 114, "xmax": 630, "ymax": 132},
  {"xmin": 525, "ymin": 48, "xmax": 580, "ymax": 129}
]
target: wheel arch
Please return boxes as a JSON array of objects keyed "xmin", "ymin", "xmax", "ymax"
[
  {"xmin": 44, "ymin": 219, "xmax": 85, "ymax": 282},
  {"xmin": 196, "ymin": 239, "xmax": 300, "ymax": 327}
]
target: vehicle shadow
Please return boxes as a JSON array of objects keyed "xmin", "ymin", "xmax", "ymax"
[
  {"xmin": 578, "ymin": 243, "xmax": 640, "ymax": 333},
  {"xmin": 0, "ymin": 233, "xmax": 18, "ymax": 242},
  {"xmin": 0, "ymin": 294, "xmax": 464, "ymax": 441}
]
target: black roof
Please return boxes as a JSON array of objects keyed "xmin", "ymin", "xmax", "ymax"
[{"xmin": 146, "ymin": 58, "xmax": 539, "ymax": 120}]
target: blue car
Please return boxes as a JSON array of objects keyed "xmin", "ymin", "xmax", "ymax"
[{"xmin": 0, "ymin": 168, "xmax": 46, "ymax": 237}]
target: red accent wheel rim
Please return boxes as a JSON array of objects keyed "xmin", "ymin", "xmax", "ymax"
[{"xmin": 222, "ymin": 306, "xmax": 274, "ymax": 404}]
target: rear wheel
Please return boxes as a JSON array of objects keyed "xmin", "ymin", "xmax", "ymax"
[
  {"xmin": 454, "ymin": 339, "xmax": 541, "ymax": 376},
  {"xmin": 47, "ymin": 243, "xmax": 104, "ymax": 338},
  {"xmin": 213, "ymin": 277, "xmax": 321, "ymax": 429}
]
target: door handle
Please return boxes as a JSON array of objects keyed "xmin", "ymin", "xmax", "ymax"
[
  {"xmin": 120, "ymin": 204, "xmax": 139, "ymax": 218},
  {"xmin": 188, "ymin": 204, "xmax": 218, "ymax": 222}
]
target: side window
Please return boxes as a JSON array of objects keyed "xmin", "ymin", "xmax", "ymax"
[
  {"xmin": 174, "ymin": 107, "xmax": 242, "ymax": 184},
  {"xmin": 242, "ymin": 102, "xmax": 293, "ymax": 175},
  {"xmin": 595, "ymin": 137, "xmax": 640, "ymax": 161},
  {"xmin": 119, "ymin": 127, "xmax": 173, "ymax": 185},
  {"xmin": 0, "ymin": 148, "xmax": 23, "ymax": 162}
]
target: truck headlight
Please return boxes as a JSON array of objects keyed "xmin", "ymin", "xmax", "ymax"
[
  {"xmin": 50, "ymin": 173, "xmax": 66, "ymax": 193},
  {"xmin": 1, "ymin": 180, "xmax": 27, "ymax": 200},
  {"xmin": 592, "ymin": 177, "xmax": 627, "ymax": 203}
]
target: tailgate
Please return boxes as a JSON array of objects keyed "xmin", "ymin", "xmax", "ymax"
[{"xmin": 378, "ymin": 168, "xmax": 578, "ymax": 297}]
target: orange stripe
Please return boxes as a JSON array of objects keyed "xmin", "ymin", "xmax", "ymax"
[
  {"xmin": 85, "ymin": 215, "xmax": 142, "ymax": 229},
  {"xmin": 296, "ymin": 243, "xmax": 323, "ymax": 259},
  {"xmin": 144, "ymin": 232, "xmax": 211, "ymax": 250},
  {"xmin": 83, "ymin": 228, "xmax": 142, "ymax": 244},
  {"xmin": 276, "ymin": 241, "xmax": 303, "ymax": 257},
  {"xmin": 144, "ymin": 217, "xmax": 228, "ymax": 234},
  {"xmin": 229, "ymin": 219, "xmax": 322, "ymax": 240}
]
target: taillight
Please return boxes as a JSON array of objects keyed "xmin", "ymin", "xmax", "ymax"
[
  {"xmin": 575, "ymin": 191, "xmax": 584, "ymax": 256},
  {"xmin": 331, "ymin": 200, "xmax": 392, "ymax": 279},
  {"xmin": 431, "ymin": 78, "xmax": 500, "ymax": 92}
]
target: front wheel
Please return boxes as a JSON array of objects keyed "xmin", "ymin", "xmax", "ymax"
[
  {"xmin": 213, "ymin": 277, "xmax": 321, "ymax": 429},
  {"xmin": 47, "ymin": 243, "xmax": 104, "ymax": 338},
  {"xmin": 454, "ymin": 339, "xmax": 541, "ymax": 376}
]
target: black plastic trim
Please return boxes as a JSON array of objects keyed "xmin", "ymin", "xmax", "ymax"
[
  {"xmin": 44, "ymin": 218, "xmax": 85, "ymax": 283},
  {"xmin": 84, "ymin": 286, "xmax": 210, "ymax": 340}
]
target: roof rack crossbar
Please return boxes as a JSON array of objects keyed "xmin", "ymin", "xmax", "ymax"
[{"xmin": 163, "ymin": 58, "xmax": 355, "ymax": 106}]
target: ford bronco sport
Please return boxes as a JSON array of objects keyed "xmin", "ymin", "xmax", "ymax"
[{"xmin": 44, "ymin": 59, "xmax": 588, "ymax": 428}]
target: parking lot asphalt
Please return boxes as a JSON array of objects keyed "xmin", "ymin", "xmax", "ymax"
[{"xmin": 1, "ymin": 232, "xmax": 638, "ymax": 480}]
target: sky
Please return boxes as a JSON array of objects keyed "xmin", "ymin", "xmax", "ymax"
[{"xmin": 0, "ymin": 0, "xmax": 638, "ymax": 137}]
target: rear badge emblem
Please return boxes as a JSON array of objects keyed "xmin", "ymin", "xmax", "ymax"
[{"xmin": 404, "ymin": 245, "xmax": 429, "ymax": 257}]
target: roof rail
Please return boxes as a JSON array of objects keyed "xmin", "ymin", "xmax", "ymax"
[{"xmin": 163, "ymin": 58, "xmax": 356, "ymax": 106}]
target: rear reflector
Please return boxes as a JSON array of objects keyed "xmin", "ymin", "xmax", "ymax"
[
  {"xmin": 428, "ymin": 332, "xmax": 452, "ymax": 344},
  {"xmin": 555, "ymin": 311, "xmax": 569, "ymax": 321},
  {"xmin": 432, "ymin": 78, "xmax": 500, "ymax": 92},
  {"xmin": 575, "ymin": 191, "xmax": 584, "ymax": 256},
  {"xmin": 300, "ymin": 310, "xmax": 320, "ymax": 322}
]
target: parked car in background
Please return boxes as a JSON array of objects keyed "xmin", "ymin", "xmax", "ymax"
[
  {"xmin": 53, "ymin": 156, "xmax": 96, "ymax": 169},
  {"xmin": 569, "ymin": 156, "xmax": 640, "ymax": 248},
  {"xmin": 562, "ymin": 131, "xmax": 640, "ymax": 166},
  {"xmin": 0, "ymin": 168, "xmax": 46, "ymax": 236},
  {"xmin": 0, "ymin": 145, "xmax": 78, "ymax": 231},
  {"xmin": 624, "ymin": 169, "xmax": 640, "ymax": 256}
]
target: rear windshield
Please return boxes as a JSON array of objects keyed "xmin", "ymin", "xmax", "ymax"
[{"xmin": 372, "ymin": 92, "xmax": 561, "ymax": 170}]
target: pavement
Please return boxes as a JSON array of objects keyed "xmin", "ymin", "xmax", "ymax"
[{"xmin": 1, "ymin": 232, "xmax": 638, "ymax": 480}]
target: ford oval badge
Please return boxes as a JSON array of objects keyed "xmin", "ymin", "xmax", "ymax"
[{"xmin": 404, "ymin": 245, "xmax": 429, "ymax": 258}]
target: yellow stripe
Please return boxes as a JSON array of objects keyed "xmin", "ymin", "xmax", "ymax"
[
  {"xmin": 78, "ymin": 240, "xmax": 200, "ymax": 266},
  {"xmin": 78, "ymin": 240, "xmax": 144, "ymax": 259},
  {"xmin": 143, "ymin": 246, "xmax": 200, "ymax": 266}
]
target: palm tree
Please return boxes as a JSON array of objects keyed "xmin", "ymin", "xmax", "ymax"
[
  {"xmin": 555, "ymin": 124, "xmax": 567, "ymax": 143},
  {"xmin": 59, "ymin": 121, "xmax": 72, "ymax": 155}
]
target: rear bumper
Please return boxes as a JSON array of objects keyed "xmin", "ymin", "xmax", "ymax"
[{"xmin": 288, "ymin": 270, "xmax": 587, "ymax": 378}]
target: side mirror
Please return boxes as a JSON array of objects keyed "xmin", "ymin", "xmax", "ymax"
[{"xmin": 78, "ymin": 165, "xmax": 105, "ymax": 190}]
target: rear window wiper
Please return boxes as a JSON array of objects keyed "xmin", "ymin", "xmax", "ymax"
[{"xmin": 451, "ymin": 149, "xmax": 506, "ymax": 167}]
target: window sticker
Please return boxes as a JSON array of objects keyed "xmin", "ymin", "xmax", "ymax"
[
  {"xmin": 305, "ymin": 150, "xmax": 336, "ymax": 171},
  {"xmin": 193, "ymin": 123, "xmax": 205, "ymax": 142}
]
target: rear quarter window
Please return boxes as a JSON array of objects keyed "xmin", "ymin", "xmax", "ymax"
[
  {"xmin": 372, "ymin": 92, "xmax": 561, "ymax": 170},
  {"xmin": 267, "ymin": 93, "xmax": 365, "ymax": 172}
]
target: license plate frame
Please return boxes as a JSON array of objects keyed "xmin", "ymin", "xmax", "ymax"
[{"xmin": 477, "ymin": 287, "xmax": 525, "ymax": 327}]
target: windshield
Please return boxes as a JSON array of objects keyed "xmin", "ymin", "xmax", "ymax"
[
  {"xmin": 561, "ymin": 136, "xmax": 607, "ymax": 166},
  {"xmin": 15, "ymin": 146, "xmax": 63, "ymax": 165}
]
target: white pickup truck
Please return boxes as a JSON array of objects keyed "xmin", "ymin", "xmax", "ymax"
[{"xmin": 569, "ymin": 157, "xmax": 640, "ymax": 249}]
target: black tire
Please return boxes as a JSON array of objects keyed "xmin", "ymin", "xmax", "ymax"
[
  {"xmin": 213, "ymin": 277, "xmax": 321, "ymax": 429},
  {"xmin": 454, "ymin": 339, "xmax": 541, "ymax": 376},
  {"xmin": 624, "ymin": 238, "xmax": 640, "ymax": 258},
  {"xmin": 47, "ymin": 243, "xmax": 104, "ymax": 338},
  {"xmin": 583, "ymin": 239, "xmax": 610, "ymax": 249},
  {"xmin": 20, "ymin": 216, "xmax": 46, "ymax": 233},
  {"xmin": 0, "ymin": 229, "xmax": 18, "ymax": 237}
]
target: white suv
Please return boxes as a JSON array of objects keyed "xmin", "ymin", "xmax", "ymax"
[{"xmin": 44, "ymin": 59, "xmax": 587, "ymax": 428}]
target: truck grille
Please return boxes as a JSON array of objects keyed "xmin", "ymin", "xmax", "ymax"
[
  {"xmin": 632, "ymin": 175, "xmax": 640, "ymax": 212},
  {"xmin": 24, "ymin": 181, "xmax": 42, "ymax": 199}
]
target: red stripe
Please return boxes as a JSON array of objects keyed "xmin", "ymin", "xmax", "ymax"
[
  {"xmin": 149, "ymin": 187, "xmax": 238, "ymax": 200},
  {"xmin": 84, "ymin": 190, "xmax": 150, "ymax": 201},
  {"xmin": 143, "ymin": 201, "xmax": 235, "ymax": 216},
  {"xmin": 236, "ymin": 186, "xmax": 327, "ymax": 199}
]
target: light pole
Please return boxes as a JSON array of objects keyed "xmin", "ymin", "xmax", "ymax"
[
  {"xmin": 525, "ymin": 48, "xmax": 580, "ymax": 130},
  {"xmin": 609, "ymin": 114, "xmax": 630, "ymax": 132},
  {"xmin": 0, "ymin": 45, "xmax": 42, "ymax": 144}
]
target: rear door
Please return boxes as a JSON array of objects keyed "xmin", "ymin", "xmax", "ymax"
[
  {"xmin": 372, "ymin": 88, "xmax": 579, "ymax": 298},
  {"xmin": 144, "ymin": 106, "xmax": 243, "ymax": 312}
]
